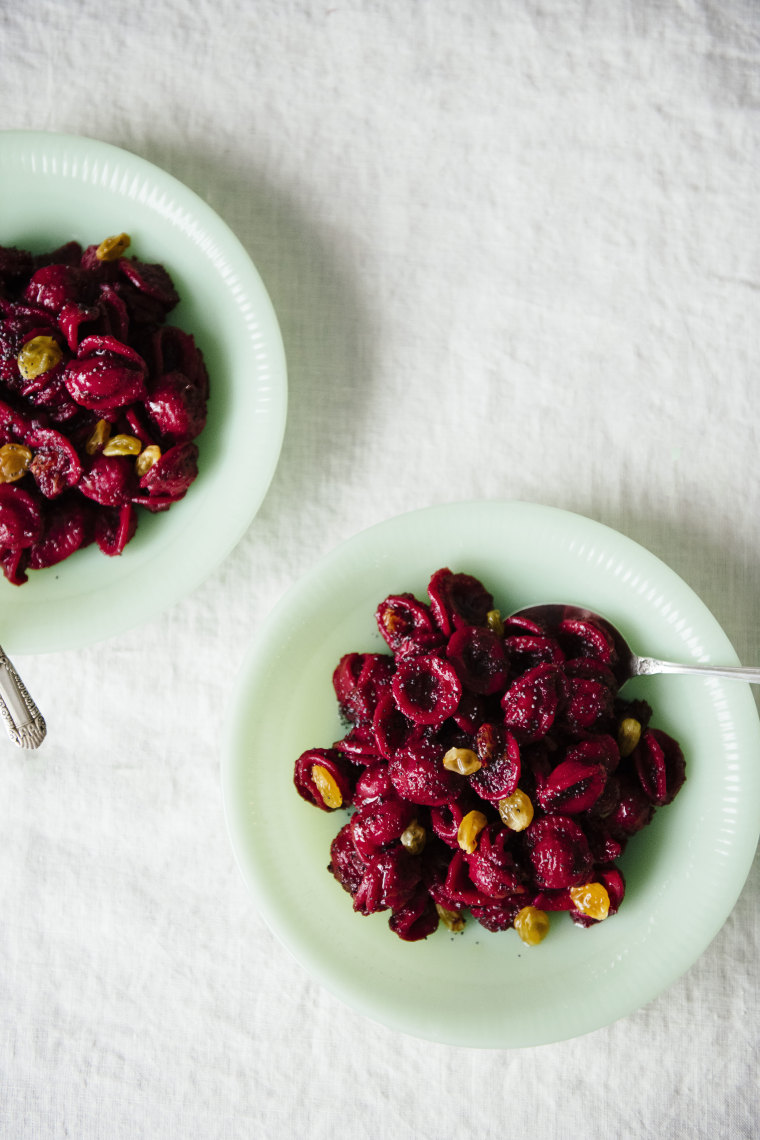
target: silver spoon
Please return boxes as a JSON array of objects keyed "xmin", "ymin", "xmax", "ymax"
[
  {"xmin": 509, "ymin": 604, "xmax": 760, "ymax": 691},
  {"xmin": 0, "ymin": 645, "xmax": 46, "ymax": 748}
]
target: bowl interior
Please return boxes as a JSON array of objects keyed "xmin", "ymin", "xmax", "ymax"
[
  {"xmin": 0, "ymin": 131, "xmax": 287, "ymax": 652},
  {"xmin": 223, "ymin": 501, "xmax": 760, "ymax": 1048}
]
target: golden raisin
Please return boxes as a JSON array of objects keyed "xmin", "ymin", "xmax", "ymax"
[
  {"xmin": 569, "ymin": 882, "xmax": 610, "ymax": 921},
  {"xmin": 96, "ymin": 232, "xmax": 131, "ymax": 261},
  {"xmin": 442, "ymin": 746, "xmax": 482, "ymax": 776},
  {"xmin": 0, "ymin": 443, "xmax": 33, "ymax": 484},
  {"xmin": 135, "ymin": 444, "xmax": 161, "ymax": 476},
  {"xmin": 85, "ymin": 419, "xmax": 112, "ymax": 455},
  {"xmin": 435, "ymin": 903, "xmax": 465, "ymax": 933},
  {"xmin": 102, "ymin": 433, "xmax": 142, "ymax": 457},
  {"xmin": 400, "ymin": 819, "xmax": 427, "ymax": 855},
  {"xmin": 514, "ymin": 905, "xmax": 550, "ymax": 946},
  {"xmin": 618, "ymin": 717, "xmax": 642, "ymax": 757},
  {"xmin": 498, "ymin": 788, "xmax": 534, "ymax": 832},
  {"xmin": 311, "ymin": 764, "xmax": 342, "ymax": 809},
  {"xmin": 380, "ymin": 609, "xmax": 404, "ymax": 636},
  {"xmin": 486, "ymin": 608, "xmax": 505, "ymax": 636},
  {"xmin": 457, "ymin": 809, "xmax": 488, "ymax": 854},
  {"xmin": 17, "ymin": 335, "xmax": 63, "ymax": 381}
]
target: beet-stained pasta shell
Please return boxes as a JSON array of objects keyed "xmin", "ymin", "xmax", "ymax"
[
  {"xmin": 349, "ymin": 797, "xmax": 416, "ymax": 858},
  {"xmin": 501, "ymin": 662, "xmax": 561, "ymax": 743},
  {"xmin": 333, "ymin": 652, "xmax": 395, "ymax": 726},
  {"xmin": 388, "ymin": 740, "xmax": 464, "ymax": 806},
  {"xmin": 375, "ymin": 592, "xmax": 443, "ymax": 657},
  {"xmin": 427, "ymin": 567, "xmax": 494, "ymax": 635},
  {"xmin": 633, "ymin": 728, "xmax": 686, "ymax": 806},
  {"xmin": 391, "ymin": 653, "xmax": 462, "ymax": 726},
  {"xmin": 470, "ymin": 724, "xmax": 521, "ymax": 802},
  {"xmin": 523, "ymin": 815, "xmax": 594, "ymax": 890},
  {"xmin": 0, "ymin": 484, "xmax": 43, "ymax": 548},
  {"xmin": 535, "ymin": 758, "xmax": 608, "ymax": 815},
  {"xmin": 446, "ymin": 625, "xmax": 509, "ymax": 695},
  {"xmin": 293, "ymin": 748, "xmax": 356, "ymax": 812}
]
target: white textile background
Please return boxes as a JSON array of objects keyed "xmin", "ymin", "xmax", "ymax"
[{"xmin": 1, "ymin": 2, "xmax": 759, "ymax": 1138}]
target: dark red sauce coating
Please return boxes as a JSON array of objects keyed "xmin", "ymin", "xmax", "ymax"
[
  {"xmin": 0, "ymin": 238, "xmax": 208, "ymax": 584},
  {"xmin": 294, "ymin": 569, "xmax": 686, "ymax": 942}
]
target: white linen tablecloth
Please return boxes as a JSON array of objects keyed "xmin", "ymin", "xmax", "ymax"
[{"xmin": 1, "ymin": 2, "xmax": 758, "ymax": 1137}]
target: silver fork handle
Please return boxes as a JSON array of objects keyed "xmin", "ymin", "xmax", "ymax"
[
  {"xmin": 636, "ymin": 657, "xmax": 760, "ymax": 684},
  {"xmin": 0, "ymin": 646, "xmax": 46, "ymax": 749}
]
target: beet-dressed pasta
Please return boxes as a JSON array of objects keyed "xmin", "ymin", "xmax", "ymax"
[
  {"xmin": 294, "ymin": 569, "xmax": 686, "ymax": 945},
  {"xmin": 0, "ymin": 235, "xmax": 208, "ymax": 584}
]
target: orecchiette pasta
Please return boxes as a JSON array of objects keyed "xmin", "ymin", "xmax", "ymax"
[
  {"xmin": 293, "ymin": 569, "xmax": 686, "ymax": 944},
  {"xmin": 0, "ymin": 236, "xmax": 207, "ymax": 583}
]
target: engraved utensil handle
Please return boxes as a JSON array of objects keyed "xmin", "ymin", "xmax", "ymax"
[
  {"xmin": 0, "ymin": 645, "xmax": 46, "ymax": 749},
  {"xmin": 636, "ymin": 657, "xmax": 760, "ymax": 684}
]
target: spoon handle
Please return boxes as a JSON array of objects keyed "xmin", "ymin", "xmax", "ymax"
[
  {"xmin": 636, "ymin": 657, "xmax": 760, "ymax": 685},
  {"xmin": 0, "ymin": 645, "xmax": 46, "ymax": 749}
]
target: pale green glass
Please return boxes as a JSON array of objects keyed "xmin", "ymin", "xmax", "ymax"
[
  {"xmin": 223, "ymin": 501, "xmax": 760, "ymax": 1048},
  {"xmin": 0, "ymin": 131, "xmax": 287, "ymax": 653}
]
